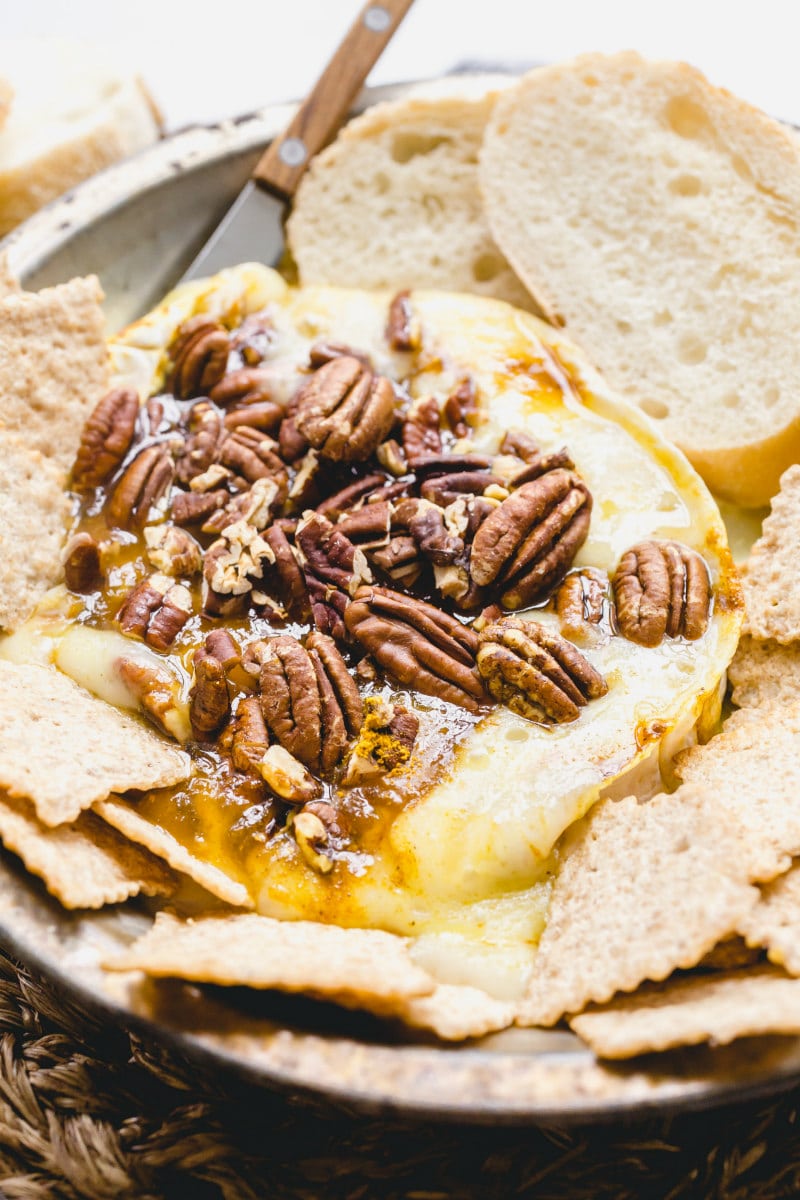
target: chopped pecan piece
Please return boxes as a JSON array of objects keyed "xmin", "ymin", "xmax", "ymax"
[
  {"xmin": 72, "ymin": 388, "xmax": 139, "ymax": 490},
  {"xmin": 295, "ymin": 356, "xmax": 396, "ymax": 462},
  {"xmin": 402, "ymin": 396, "xmax": 442, "ymax": 466},
  {"xmin": 499, "ymin": 429, "xmax": 541, "ymax": 463},
  {"xmin": 375, "ymin": 438, "xmax": 408, "ymax": 477},
  {"xmin": 175, "ymin": 401, "xmax": 224, "ymax": 485},
  {"xmin": 210, "ymin": 367, "xmax": 277, "ymax": 409},
  {"xmin": 171, "ymin": 488, "xmax": 228, "ymax": 526},
  {"xmin": 202, "ymin": 629, "xmax": 241, "ymax": 670},
  {"xmin": 220, "ymin": 426, "xmax": 289, "ymax": 497},
  {"xmin": 470, "ymin": 469, "xmax": 592, "ymax": 608},
  {"xmin": 343, "ymin": 696, "xmax": 418, "ymax": 785},
  {"xmin": 507, "ymin": 447, "xmax": 575, "ymax": 489},
  {"xmin": 386, "ymin": 290, "xmax": 420, "ymax": 352},
  {"xmin": 168, "ymin": 316, "xmax": 230, "ymax": 398},
  {"xmin": 477, "ymin": 616, "xmax": 608, "ymax": 723},
  {"xmin": 336, "ymin": 501, "xmax": 392, "ymax": 547},
  {"xmin": 259, "ymin": 745, "xmax": 319, "ymax": 804},
  {"xmin": 229, "ymin": 312, "xmax": 274, "ymax": 365},
  {"xmin": 345, "ymin": 586, "xmax": 486, "ymax": 712},
  {"xmin": 203, "ymin": 476, "xmax": 281, "ymax": 535},
  {"xmin": 144, "ymin": 525, "xmax": 202, "ymax": 577},
  {"xmin": 231, "ymin": 696, "xmax": 270, "ymax": 772},
  {"xmin": 261, "ymin": 524, "xmax": 310, "ymax": 620},
  {"xmin": 612, "ymin": 540, "xmax": 711, "ymax": 647},
  {"xmin": 369, "ymin": 534, "xmax": 423, "ymax": 589},
  {"xmin": 278, "ymin": 398, "xmax": 309, "ymax": 464},
  {"xmin": 203, "ymin": 519, "xmax": 275, "ymax": 611},
  {"xmin": 317, "ymin": 474, "xmax": 388, "ymax": 521},
  {"xmin": 296, "ymin": 511, "xmax": 372, "ymax": 628},
  {"xmin": 259, "ymin": 633, "xmax": 361, "ymax": 773},
  {"xmin": 117, "ymin": 575, "xmax": 192, "ymax": 651},
  {"xmin": 394, "ymin": 497, "xmax": 464, "ymax": 566},
  {"xmin": 419, "ymin": 468, "xmax": 501, "ymax": 507},
  {"xmin": 63, "ymin": 532, "xmax": 102, "ymax": 593},
  {"xmin": 308, "ymin": 340, "xmax": 372, "ymax": 370},
  {"xmin": 189, "ymin": 653, "xmax": 231, "ymax": 737},
  {"xmin": 556, "ymin": 568, "xmax": 611, "ymax": 644},
  {"xmin": 107, "ymin": 444, "xmax": 174, "ymax": 530},
  {"xmin": 222, "ymin": 400, "xmax": 284, "ymax": 433},
  {"xmin": 443, "ymin": 377, "xmax": 477, "ymax": 438},
  {"xmin": 291, "ymin": 807, "xmax": 334, "ymax": 872}
]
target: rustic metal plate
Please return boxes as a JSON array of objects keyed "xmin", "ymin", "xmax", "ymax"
[{"xmin": 3, "ymin": 77, "xmax": 800, "ymax": 1124}]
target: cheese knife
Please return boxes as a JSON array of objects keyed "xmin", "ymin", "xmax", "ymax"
[{"xmin": 180, "ymin": 0, "xmax": 416, "ymax": 283}]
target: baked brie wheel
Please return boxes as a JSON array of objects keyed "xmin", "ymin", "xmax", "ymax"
[{"xmin": 1, "ymin": 263, "xmax": 742, "ymax": 1004}]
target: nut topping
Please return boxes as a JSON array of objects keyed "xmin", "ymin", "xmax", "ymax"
[
  {"xmin": 402, "ymin": 396, "xmax": 442, "ymax": 466},
  {"xmin": 220, "ymin": 427, "xmax": 289, "ymax": 499},
  {"xmin": 556, "ymin": 568, "xmax": 611, "ymax": 644},
  {"xmin": 117, "ymin": 575, "xmax": 193, "ymax": 651},
  {"xmin": 116, "ymin": 657, "xmax": 191, "ymax": 742},
  {"xmin": 470, "ymin": 469, "xmax": 592, "ymax": 608},
  {"xmin": 144, "ymin": 525, "xmax": 202, "ymax": 577},
  {"xmin": 345, "ymin": 585, "xmax": 487, "ymax": 712},
  {"xmin": 72, "ymin": 388, "xmax": 139, "ymax": 490},
  {"xmin": 171, "ymin": 488, "xmax": 228, "ymax": 527},
  {"xmin": 444, "ymin": 377, "xmax": 477, "ymax": 438},
  {"xmin": 612, "ymin": 540, "xmax": 711, "ymax": 647},
  {"xmin": 189, "ymin": 653, "xmax": 231, "ymax": 737},
  {"xmin": 175, "ymin": 402, "xmax": 224, "ymax": 485},
  {"xmin": 386, "ymin": 290, "xmax": 420, "ymax": 352},
  {"xmin": 203, "ymin": 520, "xmax": 275, "ymax": 602},
  {"xmin": 63, "ymin": 532, "xmax": 102, "ymax": 593},
  {"xmin": 291, "ymin": 807, "xmax": 334, "ymax": 873},
  {"xmin": 477, "ymin": 616, "xmax": 608, "ymax": 723},
  {"xmin": 107, "ymin": 444, "xmax": 174, "ymax": 530},
  {"xmin": 259, "ymin": 745, "xmax": 319, "ymax": 805},
  {"xmin": 231, "ymin": 696, "xmax": 269, "ymax": 772},
  {"xmin": 295, "ymin": 356, "xmax": 396, "ymax": 462},
  {"xmin": 168, "ymin": 317, "xmax": 230, "ymax": 398}
]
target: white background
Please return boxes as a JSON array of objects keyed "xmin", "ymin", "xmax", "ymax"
[{"xmin": 3, "ymin": 0, "xmax": 800, "ymax": 130}]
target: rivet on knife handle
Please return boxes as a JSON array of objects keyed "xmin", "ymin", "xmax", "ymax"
[{"xmin": 253, "ymin": 0, "xmax": 416, "ymax": 202}]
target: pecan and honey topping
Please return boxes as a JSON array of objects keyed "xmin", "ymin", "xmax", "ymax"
[
  {"xmin": 62, "ymin": 291, "xmax": 717, "ymax": 881},
  {"xmin": 612, "ymin": 540, "xmax": 711, "ymax": 648}
]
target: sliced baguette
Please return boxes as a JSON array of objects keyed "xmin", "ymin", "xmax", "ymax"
[
  {"xmin": 287, "ymin": 87, "xmax": 535, "ymax": 311},
  {"xmin": 0, "ymin": 40, "xmax": 161, "ymax": 236},
  {"xmin": 480, "ymin": 52, "xmax": 800, "ymax": 507}
]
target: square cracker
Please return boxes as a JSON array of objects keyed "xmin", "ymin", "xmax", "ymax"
[
  {"xmin": 0, "ymin": 789, "xmax": 174, "ymax": 909},
  {"xmin": 741, "ymin": 465, "xmax": 800, "ymax": 643},
  {"xmin": 676, "ymin": 700, "xmax": 800, "ymax": 881},
  {"xmin": 739, "ymin": 863, "xmax": 800, "ymax": 976},
  {"xmin": 95, "ymin": 797, "xmax": 253, "ymax": 911},
  {"xmin": 0, "ymin": 275, "xmax": 109, "ymax": 473},
  {"xmin": 0, "ymin": 661, "xmax": 190, "ymax": 826},
  {"xmin": 570, "ymin": 966, "xmax": 800, "ymax": 1059},
  {"xmin": 0, "ymin": 431, "xmax": 71, "ymax": 631},
  {"xmin": 727, "ymin": 635, "xmax": 800, "ymax": 711},
  {"xmin": 516, "ymin": 789, "xmax": 758, "ymax": 1028},
  {"xmin": 106, "ymin": 911, "xmax": 436, "ymax": 1006}
]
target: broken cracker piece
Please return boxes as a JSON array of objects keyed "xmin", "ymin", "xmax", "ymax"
[
  {"xmin": 0, "ymin": 431, "xmax": 70, "ymax": 631},
  {"xmin": 106, "ymin": 910, "xmax": 436, "ymax": 1006},
  {"xmin": 0, "ymin": 661, "xmax": 190, "ymax": 826},
  {"xmin": 0, "ymin": 275, "xmax": 109, "ymax": 472},
  {"xmin": 728, "ymin": 635, "xmax": 800, "ymax": 711},
  {"xmin": 570, "ymin": 966, "xmax": 800, "ymax": 1059},
  {"xmin": 384, "ymin": 983, "xmax": 516, "ymax": 1041},
  {"xmin": 516, "ymin": 789, "xmax": 758, "ymax": 1028},
  {"xmin": 0, "ymin": 789, "xmax": 174, "ymax": 909},
  {"xmin": 741, "ymin": 465, "xmax": 800, "ymax": 643},
  {"xmin": 739, "ymin": 863, "xmax": 800, "ymax": 976},
  {"xmin": 676, "ymin": 701, "xmax": 800, "ymax": 881},
  {"xmin": 95, "ymin": 797, "xmax": 252, "ymax": 910}
]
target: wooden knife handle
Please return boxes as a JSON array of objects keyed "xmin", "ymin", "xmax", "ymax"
[{"xmin": 253, "ymin": 0, "xmax": 415, "ymax": 200}]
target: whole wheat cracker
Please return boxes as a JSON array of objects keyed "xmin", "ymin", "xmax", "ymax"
[
  {"xmin": 728, "ymin": 635, "xmax": 800, "ymax": 710},
  {"xmin": 0, "ymin": 275, "xmax": 109, "ymax": 472},
  {"xmin": 0, "ymin": 662, "xmax": 190, "ymax": 826},
  {"xmin": 739, "ymin": 864, "xmax": 800, "ymax": 976},
  {"xmin": 676, "ymin": 700, "xmax": 800, "ymax": 880},
  {"xmin": 338, "ymin": 982, "xmax": 516, "ymax": 1042},
  {"xmin": 516, "ymin": 789, "xmax": 759, "ymax": 1028},
  {"xmin": 740, "ymin": 465, "xmax": 800, "ymax": 643},
  {"xmin": 95, "ymin": 797, "xmax": 252, "ymax": 910},
  {"xmin": 106, "ymin": 911, "xmax": 436, "ymax": 1006},
  {"xmin": 480, "ymin": 52, "xmax": 800, "ymax": 507},
  {"xmin": 0, "ymin": 790, "xmax": 174, "ymax": 909},
  {"xmin": 570, "ymin": 966, "xmax": 800, "ymax": 1059},
  {"xmin": 287, "ymin": 90, "xmax": 534, "ymax": 310},
  {"xmin": 0, "ymin": 431, "xmax": 70, "ymax": 631}
]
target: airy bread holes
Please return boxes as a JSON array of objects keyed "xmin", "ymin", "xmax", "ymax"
[
  {"xmin": 669, "ymin": 173, "xmax": 703, "ymax": 197},
  {"xmin": 641, "ymin": 398, "xmax": 670, "ymax": 420},
  {"xmin": 472, "ymin": 251, "xmax": 505, "ymax": 283},
  {"xmin": 676, "ymin": 333, "xmax": 707, "ymax": 365},
  {"xmin": 664, "ymin": 96, "xmax": 712, "ymax": 140},
  {"xmin": 391, "ymin": 132, "xmax": 451, "ymax": 163}
]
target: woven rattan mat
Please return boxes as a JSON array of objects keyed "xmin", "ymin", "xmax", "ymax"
[{"xmin": 0, "ymin": 949, "xmax": 799, "ymax": 1199}]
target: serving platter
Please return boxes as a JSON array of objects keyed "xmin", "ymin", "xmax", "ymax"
[{"xmin": 3, "ymin": 75, "xmax": 800, "ymax": 1124}]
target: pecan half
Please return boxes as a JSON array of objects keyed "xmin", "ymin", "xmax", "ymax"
[
  {"xmin": 171, "ymin": 488, "xmax": 229, "ymax": 526},
  {"xmin": 308, "ymin": 340, "xmax": 372, "ymax": 370},
  {"xmin": 175, "ymin": 401, "xmax": 224, "ymax": 485},
  {"xmin": 107, "ymin": 444, "xmax": 174, "ymax": 530},
  {"xmin": 220, "ymin": 427, "xmax": 289, "ymax": 500},
  {"xmin": 386, "ymin": 290, "xmax": 420, "ymax": 352},
  {"xmin": 72, "ymin": 388, "xmax": 139, "ymax": 490},
  {"xmin": 117, "ymin": 575, "xmax": 193, "ymax": 651},
  {"xmin": 210, "ymin": 367, "xmax": 277, "ymax": 409},
  {"xmin": 295, "ymin": 356, "xmax": 396, "ymax": 462},
  {"xmin": 260, "ymin": 746, "xmax": 320, "ymax": 805},
  {"xmin": 63, "ymin": 532, "xmax": 102, "ymax": 593},
  {"xmin": 402, "ymin": 396, "xmax": 442, "ymax": 466},
  {"xmin": 231, "ymin": 696, "xmax": 269, "ymax": 772},
  {"xmin": 443, "ymin": 377, "xmax": 477, "ymax": 438},
  {"xmin": 419, "ymin": 468, "xmax": 501, "ymax": 508},
  {"xmin": 470, "ymin": 469, "xmax": 592, "ymax": 608},
  {"xmin": 168, "ymin": 317, "xmax": 230, "ymax": 398},
  {"xmin": 477, "ymin": 616, "xmax": 608, "ymax": 723},
  {"xmin": 556, "ymin": 568, "xmax": 611, "ymax": 644},
  {"xmin": 189, "ymin": 653, "xmax": 231, "ymax": 737},
  {"xmin": 259, "ymin": 633, "xmax": 361, "ymax": 773},
  {"xmin": 317, "ymin": 474, "xmax": 388, "ymax": 521},
  {"xmin": 612, "ymin": 540, "xmax": 711, "ymax": 647},
  {"xmin": 116, "ymin": 657, "xmax": 190, "ymax": 742},
  {"xmin": 345, "ymin": 586, "xmax": 486, "ymax": 712},
  {"xmin": 296, "ymin": 511, "xmax": 371, "ymax": 632},
  {"xmin": 261, "ymin": 524, "xmax": 310, "ymax": 620}
]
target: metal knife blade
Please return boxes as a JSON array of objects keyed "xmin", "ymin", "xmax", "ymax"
[{"xmin": 180, "ymin": 181, "xmax": 286, "ymax": 282}]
